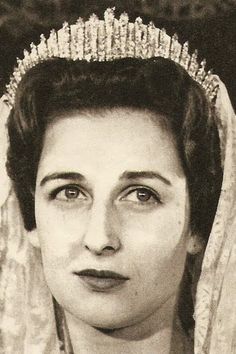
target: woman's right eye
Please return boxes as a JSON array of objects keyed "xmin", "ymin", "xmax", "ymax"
[{"xmin": 51, "ymin": 185, "xmax": 87, "ymax": 202}]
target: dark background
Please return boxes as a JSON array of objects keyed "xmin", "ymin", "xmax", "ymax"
[{"xmin": 0, "ymin": 0, "xmax": 235, "ymax": 109}]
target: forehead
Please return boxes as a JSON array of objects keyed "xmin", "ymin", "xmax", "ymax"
[{"xmin": 38, "ymin": 107, "xmax": 184, "ymax": 179}]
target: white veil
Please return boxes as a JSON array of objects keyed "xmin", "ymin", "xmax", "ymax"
[
  {"xmin": 0, "ymin": 77, "xmax": 236, "ymax": 353},
  {"xmin": 194, "ymin": 79, "xmax": 236, "ymax": 353},
  {"xmin": 0, "ymin": 98, "xmax": 60, "ymax": 353}
]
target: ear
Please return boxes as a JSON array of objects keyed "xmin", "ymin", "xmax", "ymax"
[
  {"xmin": 28, "ymin": 228, "xmax": 41, "ymax": 249},
  {"xmin": 187, "ymin": 234, "xmax": 205, "ymax": 255}
]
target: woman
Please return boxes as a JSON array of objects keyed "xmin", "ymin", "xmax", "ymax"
[{"xmin": 0, "ymin": 8, "xmax": 236, "ymax": 354}]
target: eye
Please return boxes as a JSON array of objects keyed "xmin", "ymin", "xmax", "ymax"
[
  {"xmin": 121, "ymin": 187, "xmax": 161, "ymax": 204},
  {"xmin": 52, "ymin": 185, "xmax": 87, "ymax": 202}
]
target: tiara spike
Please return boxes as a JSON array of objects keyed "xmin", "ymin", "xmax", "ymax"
[
  {"xmin": 155, "ymin": 28, "xmax": 170, "ymax": 58},
  {"xmin": 147, "ymin": 22, "xmax": 155, "ymax": 58},
  {"xmin": 57, "ymin": 22, "xmax": 70, "ymax": 58},
  {"xmin": 170, "ymin": 34, "xmax": 182, "ymax": 63},
  {"xmin": 162, "ymin": 29, "xmax": 171, "ymax": 58},
  {"xmin": 113, "ymin": 18, "xmax": 121, "ymax": 59},
  {"xmin": 98, "ymin": 20, "xmax": 105, "ymax": 61},
  {"xmin": 119, "ymin": 12, "xmax": 129, "ymax": 58},
  {"xmin": 157, "ymin": 28, "xmax": 165, "ymax": 57},
  {"xmin": 179, "ymin": 41, "xmax": 191, "ymax": 70},
  {"xmin": 70, "ymin": 24, "xmax": 77, "ymax": 59},
  {"xmin": 141, "ymin": 23, "xmax": 148, "ymax": 59},
  {"xmin": 189, "ymin": 49, "xmax": 199, "ymax": 78},
  {"xmin": 89, "ymin": 14, "xmax": 99, "ymax": 61},
  {"xmin": 5, "ymin": 8, "xmax": 219, "ymax": 107},
  {"xmin": 127, "ymin": 22, "xmax": 135, "ymax": 57},
  {"xmin": 22, "ymin": 49, "xmax": 32, "ymax": 69},
  {"xmin": 84, "ymin": 20, "xmax": 92, "ymax": 61},
  {"xmin": 205, "ymin": 74, "xmax": 219, "ymax": 101},
  {"xmin": 30, "ymin": 43, "xmax": 40, "ymax": 65},
  {"xmin": 16, "ymin": 57, "xmax": 26, "ymax": 75},
  {"xmin": 203, "ymin": 69, "xmax": 214, "ymax": 91},
  {"xmin": 74, "ymin": 18, "xmax": 85, "ymax": 60},
  {"xmin": 37, "ymin": 34, "xmax": 48, "ymax": 60},
  {"xmin": 153, "ymin": 27, "xmax": 160, "ymax": 57},
  {"xmin": 209, "ymin": 81, "xmax": 219, "ymax": 101},
  {"xmin": 196, "ymin": 59, "xmax": 207, "ymax": 83},
  {"xmin": 64, "ymin": 22, "xmax": 71, "ymax": 58},
  {"xmin": 134, "ymin": 17, "xmax": 143, "ymax": 58},
  {"xmin": 6, "ymin": 82, "xmax": 14, "ymax": 106},
  {"xmin": 47, "ymin": 30, "xmax": 59, "ymax": 57},
  {"xmin": 104, "ymin": 8, "xmax": 115, "ymax": 61},
  {"xmin": 13, "ymin": 67, "xmax": 21, "ymax": 83}
]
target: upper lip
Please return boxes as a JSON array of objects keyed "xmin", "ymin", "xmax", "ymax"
[{"xmin": 74, "ymin": 269, "xmax": 129, "ymax": 280}]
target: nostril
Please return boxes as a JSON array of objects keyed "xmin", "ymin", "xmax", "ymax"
[
  {"xmin": 84, "ymin": 244, "xmax": 115, "ymax": 253},
  {"xmin": 103, "ymin": 246, "xmax": 114, "ymax": 251}
]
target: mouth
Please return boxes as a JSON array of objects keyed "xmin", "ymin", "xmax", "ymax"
[{"xmin": 74, "ymin": 269, "xmax": 129, "ymax": 291}]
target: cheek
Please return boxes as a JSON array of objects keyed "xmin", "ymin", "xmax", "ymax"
[
  {"xmin": 120, "ymin": 203, "xmax": 188, "ymax": 253},
  {"xmin": 35, "ymin": 201, "xmax": 88, "ymax": 268},
  {"xmin": 119, "ymin": 202, "xmax": 189, "ymax": 282}
]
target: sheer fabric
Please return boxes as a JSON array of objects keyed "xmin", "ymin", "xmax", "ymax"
[
  {"xmin": 194, "ymin": 79, "xmax": 236, "ymax": 353},
  {"xmin": 0, "ymin": 78, "xmax": 235, "ymax": 353}
]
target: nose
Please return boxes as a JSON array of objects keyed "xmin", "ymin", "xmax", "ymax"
[{"xmin": 83, "ymin": 201, "xmax": 121, "ymax": 256}]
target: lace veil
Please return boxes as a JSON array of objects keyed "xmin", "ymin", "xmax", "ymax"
[
  {"xmin": 0, "ymin": 73, "xmax": 235, "ymax": 353},
  {"xmin": 194, "ymin": 79, "xmax": 236, "ymax": 353}
]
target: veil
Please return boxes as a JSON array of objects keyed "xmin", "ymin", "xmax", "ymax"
[
  {"xmin": 0, "ymin": 100, "xmax": 60, "ymax": 352},
  {"xmin": 194, "ymin": 79, "xmax": 236, "ymax": 353},
  {"xmin": 0, "ymin": 76, "xmax": 235, "ymax": 353}
]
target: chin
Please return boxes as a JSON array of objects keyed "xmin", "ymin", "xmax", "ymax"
[
  {"xmin": 65, "ymin": 303, "xmax": 138, "ymax": 330},
  {"xmin": 82, "ymin": 310, "xmax": 134, "ymax": 329}
]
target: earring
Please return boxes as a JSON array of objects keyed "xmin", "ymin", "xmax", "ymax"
[{"xmin": 187, "ymin": 234, "xmax": 204, "ymax": 255}]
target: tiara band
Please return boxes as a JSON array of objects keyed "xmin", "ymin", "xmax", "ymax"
[{"xmin": 5, "ymin": 8, "xmax": 219, "ymax": 108}]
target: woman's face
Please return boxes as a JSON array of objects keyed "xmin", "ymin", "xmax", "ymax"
[{"xmin": 35, "ymin": 108, "xmax": 190, "ymax": 329}]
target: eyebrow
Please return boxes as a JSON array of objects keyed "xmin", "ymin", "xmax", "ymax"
[
  {"xmin": 119, "ymin": 171, "xmax": 171, "ymax": 186},
  {"xmin": 40, "ymin": 172, "xmax": 85, "ymax": 186},
  {"xmin": 40, "ymin": 170, "xmax": 171, "ymax": 187}
]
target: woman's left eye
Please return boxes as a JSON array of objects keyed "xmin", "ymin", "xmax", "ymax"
[{"xmin": 121, "ymin": 188, "xmax": 161, "ymax": 204}]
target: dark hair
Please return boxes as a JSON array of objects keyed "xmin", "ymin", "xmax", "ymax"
[{"xmin": 7, "ymin": 56, "xmax": 222, "ymax": 335}]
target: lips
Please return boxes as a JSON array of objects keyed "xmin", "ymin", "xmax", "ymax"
[{"xmin": 74, "ymin": 269, "xmax": 129, "ymax": 291}]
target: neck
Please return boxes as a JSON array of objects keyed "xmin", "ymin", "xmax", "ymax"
[{"xmin": 64, "ymin": 295, "xmax": 184, "ymax": 354}]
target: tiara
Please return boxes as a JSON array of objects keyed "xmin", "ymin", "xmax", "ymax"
[{"xmin": 5, "ymin": 8, "xmax": 219, "ymax": 108}]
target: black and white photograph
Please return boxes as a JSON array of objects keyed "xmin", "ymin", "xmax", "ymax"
[{"xmin": 0, "ymin": 1, "xmax": 236, "ymax": 353}]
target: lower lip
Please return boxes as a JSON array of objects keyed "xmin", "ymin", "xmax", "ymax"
[{"xmin": 78, "ymin": 275, "xmax": 128, "ymax": 291}]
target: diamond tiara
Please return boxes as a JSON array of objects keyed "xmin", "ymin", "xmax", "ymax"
[{"xmin": 5, "ymin": 8, "xmax": 219, "ymax": 108}]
